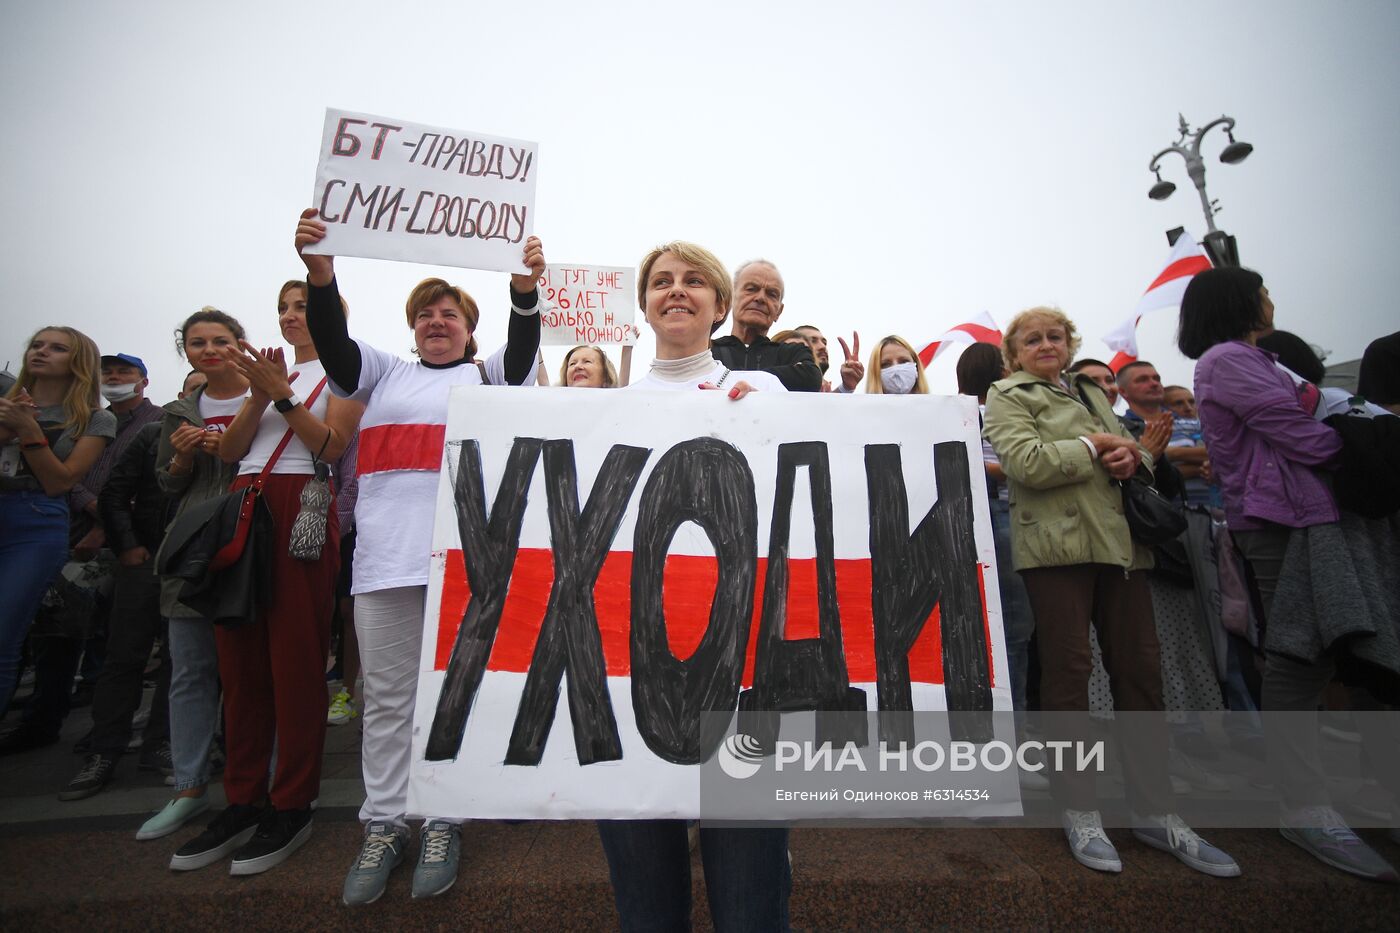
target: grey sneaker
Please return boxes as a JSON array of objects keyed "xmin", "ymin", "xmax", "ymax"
[
  {"xmin": 343, "ymin": 823, "xmax": 409, "ymax": 906},
  {"xmin": 1133, "ymin": 813, "xmax": 1241, "ymax": 877},
  {"xmin": 1062, "ymin": 808, "xmax": 1121, "ymax": 873},
  {"xmin": 1281, "ymin": 806, "xmax": 1399, "ymax": 882},
  {"xmin": 411, "ymin": 820, "xmax": 462, "ymax": 899}
]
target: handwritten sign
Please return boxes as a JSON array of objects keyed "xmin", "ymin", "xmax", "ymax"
[
  {"xmin": 407, "ymin": 388, "xmax": 1013, "ymax": 819},
  {"xmin": 538, "ymin": 264, "xmax": 639, "ymax": 346},
  {"xmin": 305, "ymin": 108, "xmax": 538, "ymax": 275}
]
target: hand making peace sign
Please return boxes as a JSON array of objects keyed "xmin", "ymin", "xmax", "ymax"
[{"xmin": 837, "ymin": 332, "xmax": 863, "ymax": 392}]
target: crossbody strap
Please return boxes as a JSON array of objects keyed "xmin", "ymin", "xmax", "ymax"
[{"xmin": 250, "ymin": 376, "xmax": 330, "ymax": 493}]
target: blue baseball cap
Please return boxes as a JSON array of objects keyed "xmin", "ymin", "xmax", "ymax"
[{"xmin": 101, "ymin": 353, "xmax": 148, "ymax": 376}]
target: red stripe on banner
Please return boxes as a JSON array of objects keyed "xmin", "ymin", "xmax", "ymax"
[
  {"xmin": 357, "ymin": 423, "xmax": 446, "ymax": 475},
  {"xmin": 434, "ymin": 549, "xmax": 996, "ymax": 689},
  {"xmin": 1108, "ymin": 351, "xmax": 1137, "ymax": 373},
  {"xmin": 1144, "ymin": 255, "xmax": 1211, "ymax": 294},
  {"xmin": 917, "ymin": 341, "xmax": 941, "ymax": 367}
]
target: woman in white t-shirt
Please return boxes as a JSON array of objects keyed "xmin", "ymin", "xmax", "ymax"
[
  {"xmin": 293, "ymin": 207, "xmax": 545, "ymax": 906},
  {"xmin": 602, "ymin": 241, "xmax": 789, "ymax": 932},
  {"xmin": 142, "ymin": 308, "xmax": 251, "ymax": 853},
  {"xmin": 191, "ymin": 279, "xmax": 365, "ymax": 875}
]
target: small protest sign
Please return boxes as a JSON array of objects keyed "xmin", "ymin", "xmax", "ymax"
[
  {"xmin": 408, "ymin": 388, "xmax": 1015, "ymax": 820},
  {"xmin": 305, "ymin": 107, "xmax": 538, "ymax": 275},
  {"xmin": 538, "ymin": 264, "xmax": 639, "ymax": 346}
]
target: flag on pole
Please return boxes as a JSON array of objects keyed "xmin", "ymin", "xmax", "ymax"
[
  {"xmin": 917, "ymin": 311, "xmax": 1002, "ymax": 367},
  {"xmin": 1102, "ymin": 232, "xmax": 1212, "ymax": 372}
]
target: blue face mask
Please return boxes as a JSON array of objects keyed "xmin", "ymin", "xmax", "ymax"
[{"xmin": 880, "ymin": 362, "xmax": 918, "ymax": 395}]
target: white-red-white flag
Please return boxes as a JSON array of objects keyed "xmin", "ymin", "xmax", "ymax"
[
  {"xmin": 1102, "ymin": 233, "xmax": 1212, "ymax": 372},
  {"xmin": 918, "ymin": 311, "xmax": 1002, "ymax": 367}
]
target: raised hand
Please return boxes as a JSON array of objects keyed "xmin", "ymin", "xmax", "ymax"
[
  {"xmin": 511, "ymin": 236, "xmax": 546, "ymax": 294},
  {"xmin": 295, "ymin": 207, "xmax": 334, "ymax": 285},
  {"xmin": 837, "ymin": 332, "xmax": 864, "ymax": 391}
]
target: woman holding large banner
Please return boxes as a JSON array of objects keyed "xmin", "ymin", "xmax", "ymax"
[
  {"xmin": 983, "ymin": 307, "xmax": 1239, "ymax": 878},
  {"xmin": 598, "ymin": 241, "xmax": 790, "ymax": 931},
  {"xmin": 293, "ymin": 208, "xmax": 545, "ymax": 906}
]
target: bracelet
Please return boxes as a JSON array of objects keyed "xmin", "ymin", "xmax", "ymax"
[
  {"xmin": 169, "ymin": 454, "xmax": 192, "ymax": 471},
  {"xmin": 20, "ymin": 437, "xmax": 49, "ymax": 451}
]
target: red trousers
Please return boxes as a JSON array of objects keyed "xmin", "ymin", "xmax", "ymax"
[{"xmin": 216, "ymin": 473, "xmax": 339, "ymax": 810}]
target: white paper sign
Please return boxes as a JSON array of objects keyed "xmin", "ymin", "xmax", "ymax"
[
  {"xmin": 408, "ymin": 388, "xmax": 1013, "ymax": 820},
  {"xmin": 538, "ymin": 264, "xmax": 639, "ymax": 346},
  {"xmin": 305, "ymin": 108, "xmax": 538, "ymax": 274}
]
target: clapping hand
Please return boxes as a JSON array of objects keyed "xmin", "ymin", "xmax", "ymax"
[{"xmin": 221, "ymin": 342, "xmax": 298, "ymax": 406}]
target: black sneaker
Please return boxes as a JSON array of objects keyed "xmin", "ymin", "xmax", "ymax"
[
  {"xmin": 139, "ymin": 741, "xmax": 174, "ymax": 775},
  {"xmin": 170, "ymin": 804, "xmax": 264, "ymax": 871},
  {"xmin": 229, "ymin": 808, "xmax": 313, "ymax": 876},
  {"xmin": 59, "ymin": 754, "xmax": 118, "ymax": 801},
  {"xmin": 0, "ymin": 727, "xmax": 59, "ymax": 757}
]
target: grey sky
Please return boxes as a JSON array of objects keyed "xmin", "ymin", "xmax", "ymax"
[{"xmin": 3, "ymin": 0, "xmax": 1396, "ymax": 397}]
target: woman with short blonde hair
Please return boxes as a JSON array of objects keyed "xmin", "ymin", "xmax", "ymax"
[
  {"xmin": 984, "ymin": 306, "xmax": 1238, "ymax": 879},
  {"xmin": 558, "ymin": 345, "xmax": 617, "ymax": 388}
]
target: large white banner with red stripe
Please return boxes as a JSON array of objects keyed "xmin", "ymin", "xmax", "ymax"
[{"xmin": 408, "ymin": 387, "xmax": 1011, "ymax": 819}]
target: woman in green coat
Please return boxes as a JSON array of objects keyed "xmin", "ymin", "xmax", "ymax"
[{"xmin": 984, "ymin": 306, "xmax": 1238, "ymax": 879}]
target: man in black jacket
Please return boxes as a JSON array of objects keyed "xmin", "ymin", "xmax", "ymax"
[
  {"xmin": 709, "ymin": 260, "xmax": 821, "ymax": 392},
  {"xmin": 60, "ymin": 371, "xmax": 203, "ymax": 799}
]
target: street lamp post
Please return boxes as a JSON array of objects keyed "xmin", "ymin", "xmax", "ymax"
[{"xmin": 1147, "ymin": 114, "xmax": 1253, "ymax": 267}]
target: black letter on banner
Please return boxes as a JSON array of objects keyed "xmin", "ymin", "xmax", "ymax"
[
  {"xmin": 631, "ymin": 438, "xmax": 757, "ymax": 764},
  {"xmin": 505, "ymin": 441, "xmax": 651, "ymax": 766},
  {"xmin": 865, "ymin": 441, "xmax": 990, "ymax": 745},
  {"xmin": 425, "ymin": 437, "xmax": 544, "ymax": 761},
  {"xmin": 332, "ymin": 117, "xmax": 364, "ymax": 157},
  {"xmin": 741, "ymin": 443, "xmax": 866, "ymax": 747}
]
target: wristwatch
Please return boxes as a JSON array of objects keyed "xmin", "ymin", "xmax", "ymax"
[{"xmin": 273, "ymin": 392, "xmax": 303, "ymax": 414}]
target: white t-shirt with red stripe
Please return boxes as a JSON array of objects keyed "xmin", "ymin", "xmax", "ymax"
[
  {"xmin": 332, "ymin": 339, "xmax": 519, "ymax": 595},
  {"xmin": 198, "ymin": 391, "xmax": 246, "ymax": 433}
]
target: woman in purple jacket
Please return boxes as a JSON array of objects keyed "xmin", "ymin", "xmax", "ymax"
[{"xmin": 1179, "ymin": 267, "xmax": 1396, "ymax": 882}]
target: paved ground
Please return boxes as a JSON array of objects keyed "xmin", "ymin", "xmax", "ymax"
[{"xmin": 3, "ymin": 680, "xmax": 1400, "ymax": 930}]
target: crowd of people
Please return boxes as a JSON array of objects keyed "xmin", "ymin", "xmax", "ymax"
[{"xmin": 2, "ymin": 212, "xmax": 1399, "ymax": 925}]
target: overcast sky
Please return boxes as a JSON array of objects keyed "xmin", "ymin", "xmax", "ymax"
[{"xmin": 3, "ymin": 0, "xmax": 1396, "ymax": 398}]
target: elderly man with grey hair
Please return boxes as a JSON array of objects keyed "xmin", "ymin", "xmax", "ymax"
[{"xmin": 709, "ymin": 259, "xmax": 822, "ymax": 391}]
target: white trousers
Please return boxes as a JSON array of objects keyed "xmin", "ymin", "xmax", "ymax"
[{"xmin": 355, "ymin": 585, "xmax": 452, "ymax": 828}]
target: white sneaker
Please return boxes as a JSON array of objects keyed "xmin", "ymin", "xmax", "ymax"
[
  {"xmin": 1062, "ymin": 809, "xmax": 1121, "ymax": 873},
  {"xmin": 1133, "ymin": 813, "xmax": 1241, "ymax": 877}
]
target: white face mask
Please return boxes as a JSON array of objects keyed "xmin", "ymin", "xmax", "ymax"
[
  {"xmin": 100, "ymin": 382, "xmax": 140, "ymax": 403},
  {"xmin": 880, "ymin": 362, "xmax": 919, "ymax": 395}
]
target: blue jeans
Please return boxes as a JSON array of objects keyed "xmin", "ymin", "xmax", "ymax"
[
  {"xmin": 167, "ymin": 615, "xmax": 220, "ymax": 791},
  {"xmin": 0, "ymin": 491, "xmax": 69, "ymax": 709},
  {"xmin": 990, "ymin": 499, "xmax": 1035, "ymax": 712},
  {"xmin": 597, "ymin": 821, "xmax": 791, "ymax": 932}
]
